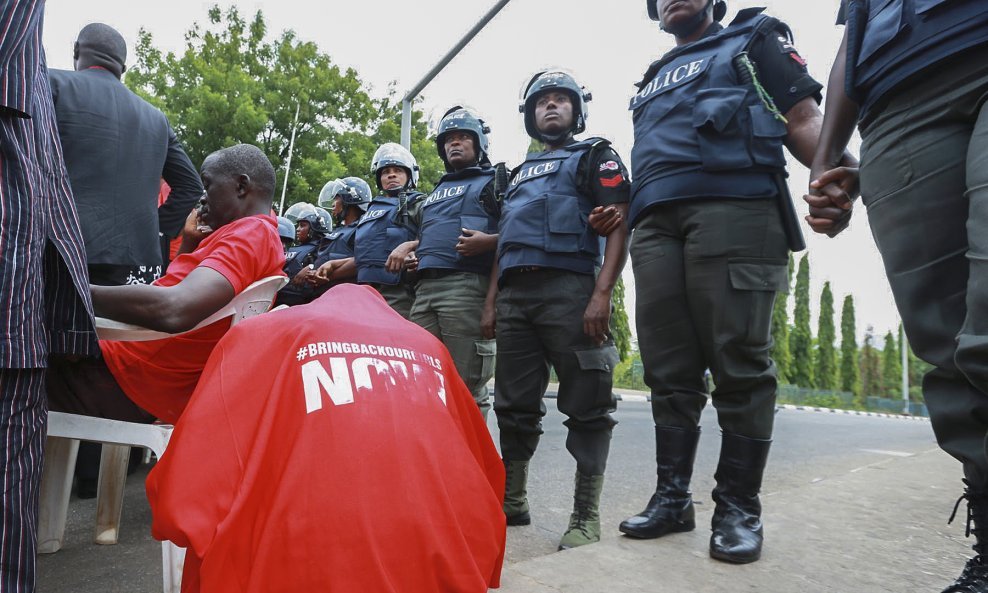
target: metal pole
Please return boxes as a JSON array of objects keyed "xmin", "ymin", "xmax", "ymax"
[
  {"xmin": 399, "ymin": 0, "xmax": 512, "ymax": 149},
  {"xmin": 901, "ymin": 323, "xmax": 909, "ymax": 414},
  {"xmin": 279, "ymin": 102, "xmax": 301, "ymax": 214},
  {"xmin": 400, "ymin": 99, "xmax": 413, "ymax": 150}
]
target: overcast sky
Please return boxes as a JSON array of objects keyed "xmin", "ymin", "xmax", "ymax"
[{"xmin": 42, "ymin": 0, "xmax": 899, "ymax": 344}]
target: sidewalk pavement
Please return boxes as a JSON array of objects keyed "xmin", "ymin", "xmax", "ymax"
[{"xmin": 498, "ymin": 445, "xmax": 965, "ymax": 593}]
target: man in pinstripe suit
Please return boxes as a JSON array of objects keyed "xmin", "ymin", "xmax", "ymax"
[{"xmin": 0, "ymin": 2, "xmax": 98, "ymax": 591}]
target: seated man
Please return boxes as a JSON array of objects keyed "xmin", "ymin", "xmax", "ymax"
[
  {"xmin": 147, "ymin": 284, "xmax": 506, "ymax": 593},
  {"xmin": 47, "ymin": 144, "xmax": 286, "ymax": 425}
]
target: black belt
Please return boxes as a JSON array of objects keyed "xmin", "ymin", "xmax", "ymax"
[{"xmin": 418, "ymin": 268, "xmax": 459, "ymax": 280}]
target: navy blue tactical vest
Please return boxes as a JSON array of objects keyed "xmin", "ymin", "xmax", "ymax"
[
  {"xmin": 498, "ymin": 139, "xmax": 603, "ymax": 279},
  {"xmin": 845, "ymin": 0, "xmax": 988, "ymax": 120},
  {"xmin": 354, "ymin": 193, "xmax": 420, "ymax": 286},
  {"xmin": 628, "ymin": 9, "xmax": 787, "ymax": 228},
  {"xmin": 416, "ymin": 167, "xmax": 497, "ymax": 275},
  {"xmin": 276, "ymin": 242, "xmax": 320, "ymax": 306},
  {"xmin": 283, "ymin": 242, "xmax": 319, "ymax": 279},
  {"xmin": 313, "ymin": 223, "xmax": 357, "ymax": 268}
]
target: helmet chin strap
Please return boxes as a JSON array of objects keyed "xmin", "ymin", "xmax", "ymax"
[{"xmin": 660, "ymin": 0, "xmax": 712, "ymax": 38}]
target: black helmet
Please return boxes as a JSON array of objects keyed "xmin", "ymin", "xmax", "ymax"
[
  {"xmin": 435, "ymin": 106, "xmax": 491, "ymax": 171},
  {"xmin": 313, "ymin": 207, "xmax": 334, "ymax": 233},
  {"xmin": 519, "ymin": 70, "xmax": 591, "ymax": 143},
  {"xmin": 371, "ymin": 143, "xmax": 420, "ymax": 190},
  {"xmin": 648, "ymin": 0, "xmax": 726, "ymax": 33},
  {"xmin": 342, "ymin": 177, "xmax": 372, "ymax": 210},
  {"xmin": 317, "ymin": 179, "xmax": 348, "ymax": 209},
  {"xmin": 276, "ymin": 216, "xmax": 296, "ymax": 243},
  {"xmin": 284, "ymin": 203, "xmax": 330, "ymax": 237}
]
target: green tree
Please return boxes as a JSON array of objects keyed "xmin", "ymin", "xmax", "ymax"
[
  {"xmin": 881, "ymin": 330, "xmax": 903, "ymax": 399},
  {"xmin": 526, "ymin": 138, "xmax": 546, "ymax": 154},
  {"xmin": 790, "ymin": 254, "xmax": 814, "ymax": 388},
  {"xmin": 815, "ymin": 281, "xmax": 838, "ymax": 390},
  {"xmin": 839, "ymin": 294, "xmax": 860, "ymax": 396},
  {"xmin": 125, "ymin": 6, "xmax": 444, "ymax": 210},
  {"xmin": 859, "ymin": 326, "xmax": 882, "ymax": 400},
  {"xmin": 611, "ymin": 277, "xmax": 632, "ymax": 362},
  {"xmin": 770, "ymin": 253, "xmax": 793, "ymax": 383}
]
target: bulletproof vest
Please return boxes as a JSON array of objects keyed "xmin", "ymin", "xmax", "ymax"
[
  {"xmin": 845, "ymin": 0, "xmax": 988, "ymax": 119},
  {"xmin": 313, "ymin": 223, "xmax": 357, "ymax": 268},
  {"xmin": 277, "ymin": 242, "xmax": 320, "ymax": 306},
  {"xmin": 497, "ymin": 139, "xmax": 602, "ymax": 277},
  {"xmin": 628, "ymin": 9, "xmax": 787, "ymax": 228},
  {"xmin": 416, "ymin": 167, "xmax": 497, "ymax": 275},
  {"xmin": 283, "ymin": 242, "xmax": 319, "ymax": 279},
  {"xmin": 354, "ymin": 193, "xmax": 420, "ymax": 286}
]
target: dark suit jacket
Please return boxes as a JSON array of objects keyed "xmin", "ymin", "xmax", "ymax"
[{"xmin": 49, "ymin": 67, "xmax": 203, "ymax": 267}]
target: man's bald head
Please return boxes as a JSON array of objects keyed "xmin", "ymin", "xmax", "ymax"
[
  {"xmin": 206, "ymin": 144, "xmax": 276, "ymax": 202},
  {"xmin": 74, "ymin": 23, "xmax": 127, "ymax": 78}
]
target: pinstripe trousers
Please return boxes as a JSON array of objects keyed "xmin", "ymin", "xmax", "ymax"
[{"xmin": 0, "ymin": 370, "xmax": 45, "ymax": 593}]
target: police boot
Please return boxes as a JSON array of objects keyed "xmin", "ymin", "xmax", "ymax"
[
  {"xmin": 558, "ymin": 472, "xmax": 604, "ymax": 550},
  {"xmin": 619, "ymin": 425, "xmax": 700, "ymax": 539},
  {"xmin": 503, "ymin": 460, "xmax": 531, "ymax": 526},
  {"xmin": 941, "ymin": 480, "xmax": 988, "ymax": 592},
  {"xmin": 709, "ymin": 432, "xmax": 771, "ymax": 564}
]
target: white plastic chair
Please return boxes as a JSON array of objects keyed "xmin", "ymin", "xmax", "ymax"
[{"xmin": 39, "ymin": 275, "xmax": 287, "ymax": 593}]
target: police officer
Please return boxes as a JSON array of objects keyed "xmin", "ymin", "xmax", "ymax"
[
  {"xmin": 621, "ymin": 0, "xmax": 849, "ymax": 564},
  {"xmin": 489, "ymin": 70, "xmax": 629, "ymax": 550},
  {"xmin": 307, "ymin": 177, "xmax": 372, "ymax": 292},
  {"xmin": 384, "ymin": 107, "xmax": 501, "ymax": 417},
  {"xmin": 809, "ymin": 2, "xmax": 988, "ymax": 590},
  {"xmin": 353, "ymin": 143, "xmax": 423, "ymax": 319},
  {"xmin": 276, "ymin": 203, "xmax": 332, "ymax": 307}
]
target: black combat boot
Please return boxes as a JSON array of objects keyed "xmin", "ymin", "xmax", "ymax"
[
  {"xmin": 709, "ymin": 432, "xmax": 771, "ymax": 564},
  {"xmin": 619, "ymin": 425, "xmax": 700, "ymax": 539},
  {"xmin": 942, "ymin": 480, "xmax": 988, "ymax": 592}
]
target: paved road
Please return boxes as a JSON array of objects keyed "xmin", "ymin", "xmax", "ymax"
[
  {"xmin": 36, "ymin": 399, "xmax": 941, "ymax": 592},
  {"xmin": 502, "ymin": 397, "xmax": 939, "ymax": 562}
]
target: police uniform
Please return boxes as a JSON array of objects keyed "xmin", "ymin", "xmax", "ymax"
[
  {"xmin": 836, "ymin": 2, "xmax": 988, "ymax": 588},
  {"xmin": 620, "ymin": 7, "xmax": 821, "ymax": 562},
  {"xmin": 354, "ymin": 193, "xmax": 421, "ymax": 319},
  {"xmin": 629, "ymin": 8, "xmax": 820, "ymax": 441},
  {"xmin": 495, "ymin": 137, "xmax": 628, "ymax": 477},
  {"xmin": 409, "ymin": 165, "xmax": 499, "ymax": 416},
  {"xmin": 275, "ymin": 240, "xmax": 321, "ymax": 307}
]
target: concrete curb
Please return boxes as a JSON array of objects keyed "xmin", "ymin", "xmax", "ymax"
[{"xmin": 541, "ymin": 387, "xmax": 929, "ymax": 420}]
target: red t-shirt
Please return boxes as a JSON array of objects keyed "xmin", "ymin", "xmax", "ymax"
[
  {"xmin": 146, "ymin": 284, "xmax": 506, "ymax": 593},
  {"xmin": 100, "ymin": 215, "xmax": 285, "ymax": 424}
]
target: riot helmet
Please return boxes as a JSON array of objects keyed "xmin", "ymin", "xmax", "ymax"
[
  {"xmin": 284, "ymin": 202, "xmax": 330, "ymax": 238},
  {"xmin": 519, "ymin": 70, "xmax": 591, "ymax": 144},
  {"xmin": 342, "ymin": 177, "xmax": 373, "ymax": 209},
  {"xmin": 371, "ymin": 143, "xmax": 420, "ymax": 191},
  {"xmin": 313, "ymin": 207, "xmax": 334, "ymax": 233},
  {"xmin": 317, "ymin": 179, "xmax": 348, "ymax": 209},
  {"xmin": 647, "ymin": 0, "xmax": 726, "ymax": 36},
  {"xmin": 435, "ymin": 106, "xmax": 491, "ymax": 172},
  {"xmin": 276, "ymin": 216, "xmax": 296, "ymax": 243}
]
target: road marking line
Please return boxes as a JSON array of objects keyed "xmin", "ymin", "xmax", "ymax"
[{"xmin": 860, "ymin": 449, "xmax": 915, "ymax": 457}]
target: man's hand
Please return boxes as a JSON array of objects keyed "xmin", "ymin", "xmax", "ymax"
[
  {"xmin": 404, "ymin": 251, "xmax": 419, "ymax": 273},
  {"xmin": 456, "ymin": 229, "xmax": 497, "ymax": 257},
  {"xmin": 291, "ymin": 266, "xmax": 316, "ymax": 287},
  {"xmin": 805, "ymin": 166, "xmax": 859, "ymax": 236},
  {"xmin": 179, "ymin": 207, "xmax": 212, "ymax": 253},
  {"xmin": 583, "ymin": 291, "xmax": 611, "ymax": 346},
  {"xmin": 387, "ymin": 241, "xmax": 417, "ymax": 273},
  {"xmin": 314, "ymin": 260, "xmax": 341, "ymax": 284},
  {"xmin": 481, "ymin": 300, "xmax": 496, "ymax": 339},
  {"xmin": 588, "ymin": 206, "xmax": 623, "ymax": 237}
]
